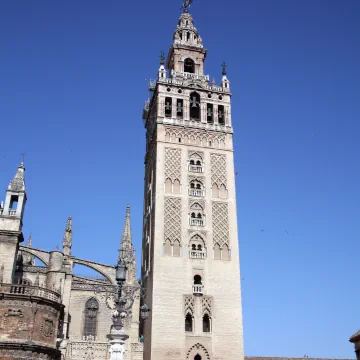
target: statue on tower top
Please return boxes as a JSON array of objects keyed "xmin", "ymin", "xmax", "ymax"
[{"xmin": 182, "ymin": 0, "xmax": 193, "ymax": 13}]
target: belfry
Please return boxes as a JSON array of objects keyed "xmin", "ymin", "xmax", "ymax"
[{"xmin": 141, "ymin": 3, "xmax": 244, "ymax": 359}]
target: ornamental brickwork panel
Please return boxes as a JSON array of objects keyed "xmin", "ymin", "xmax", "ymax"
[
  {"xmin": 165, "ymin": 148, "xmax": 181, "ymax": 182},
  {"xmin": 202, "ymin": 296, "xmax": 212, "ymax": 316},
  {"xmin": 212, "ymin": 202, "xmax": 229, "ymax": 247},
  {"xmin": 210, "ymin": 154, "xmax": 227, "ymax": 187},
  {"xmin": 184, "ymin": 295, "xmax": 195, "ymax": 315},
  {"xmin": 164, "ymin": 197, "xmax": 182, "ymax": 245}
]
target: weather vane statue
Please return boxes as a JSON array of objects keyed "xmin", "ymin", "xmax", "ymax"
[{"xmin": 182, "ymin": 0, "xmax": 193, "ymax": 13}]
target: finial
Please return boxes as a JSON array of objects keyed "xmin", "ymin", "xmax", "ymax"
[
  {"xmin": 21, "ymin": 153, "xmax": 26, "ymax": 166},
  {"xmin": 212, "ymin": 78, "xmax": 216, "ymax": 86},
  {"xmin": 160, "ymin": 51, "xmax": 165, "ymax": 65},
  {"xmin": 222, "ymin": 61, "xmax": 227, "ymax": 76},
  {"xmin": 182, "ymin": 0, "xmax": 193, "ymax": 13}
]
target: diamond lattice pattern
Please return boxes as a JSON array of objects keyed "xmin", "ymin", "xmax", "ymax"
[
  {"xmin": 165, "ymin": 148, "xmax": 181, "ymax": 182},
  {"xmin": 212, "ymin": 202, "xmax": 229, "ymax": 247},
  {"xmin": 164, "ymin": 197, "xmax": 182, "ymax": 244},
  {"xmin": 210, "ymin": 154, "xmax": 227, "ymax": 187}
]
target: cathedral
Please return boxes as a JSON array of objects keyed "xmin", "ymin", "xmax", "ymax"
[{"xmin": 0, "ymin": 3, "xmax": 357, "ymax": 360}]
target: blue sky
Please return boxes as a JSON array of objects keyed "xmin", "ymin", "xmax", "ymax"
[{"xmin": 1, "ymin": 0, "xmax": 359, "ymax": 358}]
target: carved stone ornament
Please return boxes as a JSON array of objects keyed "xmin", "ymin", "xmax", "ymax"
[{"xmin": 41, "ymin": 318, "xmax": 54, "ymax": 338}]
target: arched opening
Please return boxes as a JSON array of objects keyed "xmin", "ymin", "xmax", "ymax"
[
  {"xmin": 173, "ymin": 179, "xmax": 181, "ymax": 194},
  {"xmin": 218, "ymin": 105, "xmax": 225, "ymax": 125},
  {"xmin": 212, "ymin": 184, "xmax": 219, "ymax": 198},
  {"xmin": 184, "ymin": 58, "xmax": 195, "ymax": 73},
  {"xmin": 214, "ymin": 243, "xmax": 221, "ymax": 260},
  {"xmin": 197, "ymin": 244, "xmax": 202, "ymax": 251},
  {"xmin": 173, "ymin": 240, "xmax": 181, "ymax": 257},
  {"xmin": 165, "ymin": 178, "xmax": 172, "ymax": 193},
  {"xmin": 207, "ymin": 104, "xmax": 213, "ymax": 123},
  {"xmin": 187, "ymin": 32, "xmax": 191, "ymax": 41},
  {"xmin": 194, "ymin": 275, "xmax": 202, "ymax": 285},
  {"xmin": 192, "ymin": 244, "xmax": 196, "ymax": 251},
  {"xmin": 165, "ymin": 97, "xmax": 172, "ymax": 118},
  {"xmin": 190, "ymin": 160, "xmax": 195, "ymax": 165},
  {"xmin": 191, "ymin": 212, "xmax": 196, "ymax": 218},
  {"xmin": 196, "ymin": 160, "xmax": 201, "ymax": 166},
  {"xmin": 194, "ymin": 355, "xmax": 202, "ymax": 360},
  {"xmin": 196, "ymin": 184, "xmax": 201, "ymax": 190},
  {"xmin": 222, "ymin": 244, "xmax": 230, "ymax": 261},
  {"xmin": 197, "ymin": 213, "xmax": 202, "ymax": 219},
  {"xmin": 203, "ymin": 314, "xmax": 211, "ymax": 333},
  {"xmin": 83, "ymin": 298, "xmax": 99, "ymax": 339},
  {"xmin": 190, "ymin": 92, "xmax": 200, "ymax": 121},
  {"xmin": 220, "ymin": 184, "xmax": 227, "ymax": 199},
  {"xmin": 164, "ymin": 239, "xmax": 172, "ymax": 256},
  {"xmin": 185, "ymin": 313, "xmax": 193, "ymax": 332}
]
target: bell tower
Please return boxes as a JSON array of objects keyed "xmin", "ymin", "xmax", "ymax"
[{"xmin": 141, "ymin": 5, "xmax": 244, "ymax": 360}]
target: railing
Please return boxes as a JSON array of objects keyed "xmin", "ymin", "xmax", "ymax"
[
  {"xmin": 192, "ymin": 284, "xmax": 204, "ymax": 295},
  {"xmin": 0, "ymin": 283, "xmax": 62, "ymax": 303},
  {"xmin": 8, "ymin": 209, "xmax": 16, "ymax": 216},
  {"xmin": 188, "ymin": 165, "xmax": 203, "ymax": 173},
  {"xmin": 190, "ymin": 218, "xmax": 204, "ymax": 227},
  {"xmin": 189, "ymin": 189, "xmax": 204, "ymax": 197},
  {"xmin": 189, "ymin": 250, "xmax": 206, "ymax": 260},
  {"xmin": 171, "ymin": 70, "xmax": 210, "ymax": 82}
]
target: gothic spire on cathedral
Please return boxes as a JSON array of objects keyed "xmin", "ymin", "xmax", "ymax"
[
  {"xmin": 118, "ymin": 205, "xmax": 135, "ymax": 264},
  {"xmin": 62, "ymin": 216, "xmax": 72, "ymax": 256}
]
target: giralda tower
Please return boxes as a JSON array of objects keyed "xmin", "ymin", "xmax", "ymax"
[{"xmin": 141, "ymin": 3, "xmax": 244, "ymax": 360}]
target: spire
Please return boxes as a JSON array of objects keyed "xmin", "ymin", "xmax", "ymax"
[
  {"xmin": 62, "ymin": 216, "xmax": 72, "ymax": 256},
  {"xmin": 121, "ymin": 205, "xmax": 132, "ymax": 249},
  {"xmin": 8, "ymin": 162, "xmax": 25, "ymax": 192},
  {"xmin": 173, "ymin": 11, "xmax": 204, "ymax": 49},
  {"xmin": 27, "ymin": 233, "xmax": 32, "ymax": 247},
  {"xmin": 118, "ymin": 205, "xmax": 134, "ymax": 262}
]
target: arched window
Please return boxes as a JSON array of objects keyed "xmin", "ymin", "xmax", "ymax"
[
  {"xmin": 165, "ymin": 178, "xmax": 172, "ymax": 193},
  {"xmin": 192, "ymin": 244, "xmax": 196, "ymax": 251},
  {"xmin": 196, "ymin": 160, "xmax": 201, "ymax": 166},
  {"xmin": 185, "ymin": 313, "xmax": 193, "ymax": 332},
  {"xmin": 197, "ymin": 213, "xmax": 202, "ymax": 219},
  {"xmin": 83, "ymin": 298, "xmax": 99, "ymax": 339},
  {"xmin": 190, "ymin": 183, "xmax": 195, "ymax": 189},
  {"xmin": 190, "ymin": 92, "xmax": 200, "ymax": 120},
  {"xmin": 203, "ymin": 314, "xmax": 211, "ymax": 333},
  {"xmin": 196, "ymin": 184, "xmax": 201, "ymax": 190},
  {"xmin": 194, "ymin": 355, "xmax": 202, "ymax": 360},
  {"xmin": 197, "ymin": 244, "xmax": 202, "ymax": 251},
  {"xmin": 184, "ymin": 58, "xmax": 195, "ymax": 73},
  {"xmin": 165, "ymin": 97, "xmax": 172, "ymax": 117},
  {"xmin": 190, "ymin": 160, "xmax": 195, "ymax": 165},
  {"xmin": 218, "ymin": 105, "xmax": 225, "ymax": 125},
  {"xmin": 194, "ymin": 275, "xmax": 202, "ymax": 285},
  {"xmin": 191, "ymin": 212, "xmax": 196, "ymax": 218}
]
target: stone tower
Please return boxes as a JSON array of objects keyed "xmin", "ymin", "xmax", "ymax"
[
  {"xmin": 0, "ymin": 163, "xmax": 27, "ymax": 284},
  {"xmin": 141, "ymin": 6, "xmax": 244, "ymax": 360}
]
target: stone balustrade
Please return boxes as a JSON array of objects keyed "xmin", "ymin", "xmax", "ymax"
[
  {"xmin": 189, "ymin": 189, "xmax": 204, "ymax": 197},
  {"xmin": 192, "ymin": 284, "xmax": 204, "ymax": 295},
  {"xmin": 189, "ymin": 250, "xmax": 206, "ymax": 259},
  {"xmin": 188, "ymin": 165, "xmax": 203, "ymax": 173},
  {"xmin": 190, "ymin": 218, "xmax": 204, "ymax": 227},
  {"xmin": 0, "ymin": 283, "xmax": 62, "ymax": 303}
]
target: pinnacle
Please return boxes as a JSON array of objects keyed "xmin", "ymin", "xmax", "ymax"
[
  {"xmin": 120, "ymin": 204, "xmax": 132, "ymax": 249},
  {"xmin": 8, "ymin": 162, "xmax": 26, "ymax": 192}
]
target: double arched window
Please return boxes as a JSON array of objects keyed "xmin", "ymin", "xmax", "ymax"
[{"xmin": 83, "ymin": 298, "xmax": 99, "ymax": 339}]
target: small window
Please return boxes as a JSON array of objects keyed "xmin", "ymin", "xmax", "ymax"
[
  {"xmin": 194, "ymin": 275, "xmax": 202, "ymax": 285},
  {"xmin": 165, "ymin": 97, "xmax": 172, "ymax": 117},
  {"xmin": 187, "ymin": 32, "xmax": 191, "ymax": 41},
  {"xmin": 190, "ymin": 160, "xmax": 195, "ymax": 165},
  {"xmin": 203, "ymin": 314, "xmax": 211, "ymax": 333},
  {"xmin": 185, "ymin": 313, "xmax": 193, "ymax": 332},
  {"xmin": 197, "ymin": 244, "xmax": 202, "ymax": 251},
  {"xmin": 184, "ymin": 58, "xmax": 195, "ymax": 74}
]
